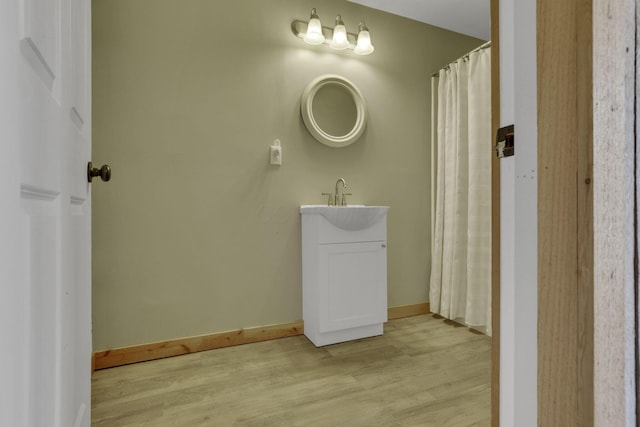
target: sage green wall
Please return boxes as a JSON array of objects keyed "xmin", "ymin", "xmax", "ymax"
[{"xmin": 92, "ymin": 0, "xmax": 483, "ymax": 350}]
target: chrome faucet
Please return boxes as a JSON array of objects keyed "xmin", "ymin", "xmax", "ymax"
[
  {"xmin": 334, "ymin": 178, "xmax": 352, "ymax": 206},
  {"xmin": 335, "ymin": 178, "xmax": 346, "ymax": 200},
  {"xmin": 322, "ymin": 178, "xmax": 351, "ymax": 206}
]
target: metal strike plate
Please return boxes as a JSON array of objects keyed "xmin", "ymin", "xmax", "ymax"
[{"xmin": 496, "ymin": 125, "xmax": 514, "ymax": 158}]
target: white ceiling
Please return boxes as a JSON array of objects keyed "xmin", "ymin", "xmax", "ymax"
[{"xmin": 347, "ymin": 0, "xmax": 491, "ymax": 41}]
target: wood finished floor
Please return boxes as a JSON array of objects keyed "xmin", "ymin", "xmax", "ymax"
[{"xmin": 91, "ymin": 315, "xmax": 490, "ymax": 426}]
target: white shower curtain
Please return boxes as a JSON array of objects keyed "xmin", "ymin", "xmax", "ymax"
[{"xmin": 429, "ymin": 46, "xmax": 492, "ymax": 335}]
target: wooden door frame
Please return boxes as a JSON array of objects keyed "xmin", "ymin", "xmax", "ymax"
[
  {"xmin": 477, "ymin": 0, "xmax": 635, "ymax": 424},
  {"xmin": 490, "ymin": 0, "xmax": 500, "ymax": 426},
  {"xmin": 535, "ymin": 0, "xmax": 640, "ymax": 424},
  {"xmin": 490, "ymin": 0, "xmax": 591, "ymax": 421},
  {"xmin": 537, "ymin": 0, "xmax": 594, "ymax": 423},
  {"xmin": 494, "ymin": 0, "xmax": 593, "ymax": 423}
]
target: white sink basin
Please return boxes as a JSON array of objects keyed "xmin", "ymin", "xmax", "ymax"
[{"xmin": 300, "ymin": 205, "xmax": 389, "ymax": 231}]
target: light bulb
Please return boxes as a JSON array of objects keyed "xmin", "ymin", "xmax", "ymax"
[
  {"xmin": 329, "ymin": 15, "xmax": 349, "ymax": 50},
  {"xmin": 303, "ymin": 8, "xmax": 325, "ymax": 45},
  {"xmin": 353, "ymin": 21, "xmax": 375, "ymax": 55}
]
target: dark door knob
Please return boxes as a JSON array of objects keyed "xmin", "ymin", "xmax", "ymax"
[{"xmin": 87, "ymin": 162, "xmax": 111, "ymax": 182}]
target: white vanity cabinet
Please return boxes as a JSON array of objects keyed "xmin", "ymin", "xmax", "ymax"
[{"xmin": 300, "ymin": 205, "xmax": 389, "ymax": 347}]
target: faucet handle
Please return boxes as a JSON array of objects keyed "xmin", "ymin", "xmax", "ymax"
[
  {"xmin": 340, "ymin": 193, "xmax": 352, "ymax": 206},
  {"xmin": 321, "ymin": 192, "xmax": 335, "ymax": 206}
]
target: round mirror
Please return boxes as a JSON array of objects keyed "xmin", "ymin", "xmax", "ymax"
[{"xmin": 300, "ymin": 74, "xmax": 367, "ymax": 148}]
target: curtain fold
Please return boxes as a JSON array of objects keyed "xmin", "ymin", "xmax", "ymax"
[{"xmin": 429, "ymin": 46, "xmax": 492, "ymax": 335}]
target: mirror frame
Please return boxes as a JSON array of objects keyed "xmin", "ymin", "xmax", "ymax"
[{"xmin": 300, "ymin": 74, "xmax": 367, "ymax": 148}]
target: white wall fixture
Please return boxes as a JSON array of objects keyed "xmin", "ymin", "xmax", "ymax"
[
  {"xmin": 270, "ymin": 139, "xmax": 282, "ymax": 165},
  {"xmin": 300, "ymin": 74, "xmax": 368, "ymax": 148},
  {"xmin": 291, "ymin": 8, "xmax": 375, "ymax": 55}
]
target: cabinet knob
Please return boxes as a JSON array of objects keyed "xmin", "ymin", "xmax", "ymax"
[{"xmin": 381, "ymin": 244, "xmax": 386, "ymax": 248}]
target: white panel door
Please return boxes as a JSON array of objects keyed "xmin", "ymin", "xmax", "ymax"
[
  {"xmin": 318, "ymin": 242, "xmax": 387, "ymax": 333},
  {"xmin": 0, "ymin": 0, "xmax": 93, "ymax": 426}
]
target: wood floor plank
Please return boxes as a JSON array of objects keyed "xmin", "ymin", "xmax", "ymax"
[{"xmin": 92, "ymin": 315, "xmax": 490, "ymax": 426}]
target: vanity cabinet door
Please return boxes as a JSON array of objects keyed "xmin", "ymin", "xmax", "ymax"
[{"xmin": 318, "ymin": 241, "xmax": 387, "ymax": 333}]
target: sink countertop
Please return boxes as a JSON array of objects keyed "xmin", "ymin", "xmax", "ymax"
[{"xmin": 300, "ymin": 205, "xmax": 389, "ymax": 231}]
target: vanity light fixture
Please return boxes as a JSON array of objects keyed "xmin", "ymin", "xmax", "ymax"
[
  {"xmin": 329, "ymin": 15, "xmax": 349, "ymax": 50},
  {"xmin": 353, "ymin": 22, "xmax": 375, "ymax": 55},
  {"xmin": 303, "ymin": 8, "xmax": 325, "ymax": 45},
  {"xmin": 291, "ymin": 9, "xmax": 375, "ymax": 55}
]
